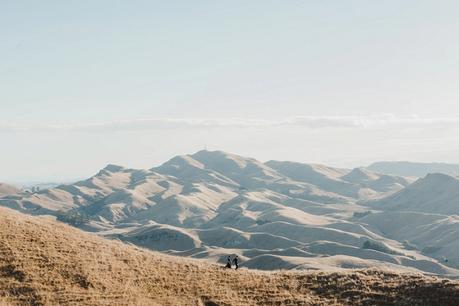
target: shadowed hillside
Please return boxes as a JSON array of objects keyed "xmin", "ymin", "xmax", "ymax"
[{"xmin": 0, "ymin": 207, "xmax": 458, "ymax": 306}]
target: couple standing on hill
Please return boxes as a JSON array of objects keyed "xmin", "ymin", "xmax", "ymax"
[{"xmin": 225, "ymin": 255, "xmax": 239, "ymax": 270}]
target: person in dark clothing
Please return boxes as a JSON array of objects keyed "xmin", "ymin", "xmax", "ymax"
[
  {"xmin": 232, "ymin": 255, "xmax": 239, "ymax": 270},
  {"xmin": 225, "ymin": 256, "xmax": 232, "ymax": 269}
]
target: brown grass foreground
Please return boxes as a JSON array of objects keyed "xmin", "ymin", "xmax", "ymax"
[{"xmin": 0, "ymin": 207, "xmax": 458, "ymax": 306}]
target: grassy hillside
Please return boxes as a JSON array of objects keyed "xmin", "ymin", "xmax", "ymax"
[
  {"xmin": 0, "ymin": 183, "xmax": 19, "ymax": 195},
  {"xmin": 0, "ymin": 207, "xmax": 458, "ymax": 306},
  {"xmin": 3, "ymin": 151, "xmax": 443, "ymax": 277}
]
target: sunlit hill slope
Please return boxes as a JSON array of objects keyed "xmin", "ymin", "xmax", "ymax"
[{"xmin": 1, "ymin": 207, "xmax": 458, "ymax": 306}]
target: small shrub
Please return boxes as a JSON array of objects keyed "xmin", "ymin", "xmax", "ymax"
[
  {"xmin": 353, "ymin": 211, "xmax": 372, "ymax": 218},
  {"xmin": 362, "ymin": 240, "xmax": 399, "ymax": 255},
  {"xmin": 56, "ymin": 210, "xmax": 90, "ymax": 226}
]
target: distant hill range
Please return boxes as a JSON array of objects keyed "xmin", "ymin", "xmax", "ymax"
[
  {"xmin": 367, "ymin": 161, "xmax": 459, "ymax": 178},
  {"xmin": 1, "ymin": 150, "xmax": 459, "ymax": 279}
]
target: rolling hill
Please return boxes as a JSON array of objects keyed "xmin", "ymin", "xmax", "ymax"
[
  {"xmin": 362, "ymin": 173, "xmax": 459, "ymax": 269},
  {"xmin": 1, "ymin": 206, "xmax": 458, "ymax": 306},
  {"xmin": 0, "ymin": 150, "xmax": 458, "ymax": 278}
]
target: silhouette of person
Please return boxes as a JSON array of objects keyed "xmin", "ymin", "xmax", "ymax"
[
  {"xmin": 225, "ymin": 256, "xmax": 232, "ymax": 269},
  {"xmin": 233, "ymin": 255, "xmax": 239, "ymax": 270}
]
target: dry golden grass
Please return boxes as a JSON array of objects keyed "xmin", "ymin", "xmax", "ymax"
[{"xmin": 0, "ymin": 207, "xmax": 458, "ymax": 306}]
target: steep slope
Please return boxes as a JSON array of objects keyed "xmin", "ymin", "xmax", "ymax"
[
  {"xmin": 1, "ymin": 207, "xmax": 458, "ymax": 306},
  {"xmin": 368, "ymin": 173, "xmax": 459, "ymax": 215},
  {"xmin": 367, "ymin": 161, "xmax": 459, "ymax": 177},
  {"xmin": 360, "ymin": 211, "xmax": 459, "ymax": 269}
]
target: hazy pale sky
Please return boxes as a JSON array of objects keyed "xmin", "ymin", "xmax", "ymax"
[{"xmin": 2, "ymin": 1, "xmax": 459, "ymax": 183}]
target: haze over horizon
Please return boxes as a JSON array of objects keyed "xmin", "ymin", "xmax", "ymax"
[{"xmin": 2, "ymin": 1, "xmax": 459, "ymax": 183}]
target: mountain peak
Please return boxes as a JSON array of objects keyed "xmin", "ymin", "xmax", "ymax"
[
  {"xmin": 191, "ymin": 150, "xmax": 250, "ymax": 169},
  {"xmin": 102, "ymin": 164, "xmax": 125, "ymax": 172},
  {"xmin": 420, "ymin": 172, "xmax": 458, "ymax": 184},
  {"xmin": 161, "ymin": 155, "xmax": 205, "ymax": 169},
  {"xmin": 341, "ymin": 167, "xmax": 378, "ymax": 183}
]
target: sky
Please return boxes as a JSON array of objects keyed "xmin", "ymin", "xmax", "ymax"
[{"xmin": 2, "ymin": 0, "xmax": 459, "ymax": 183}]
